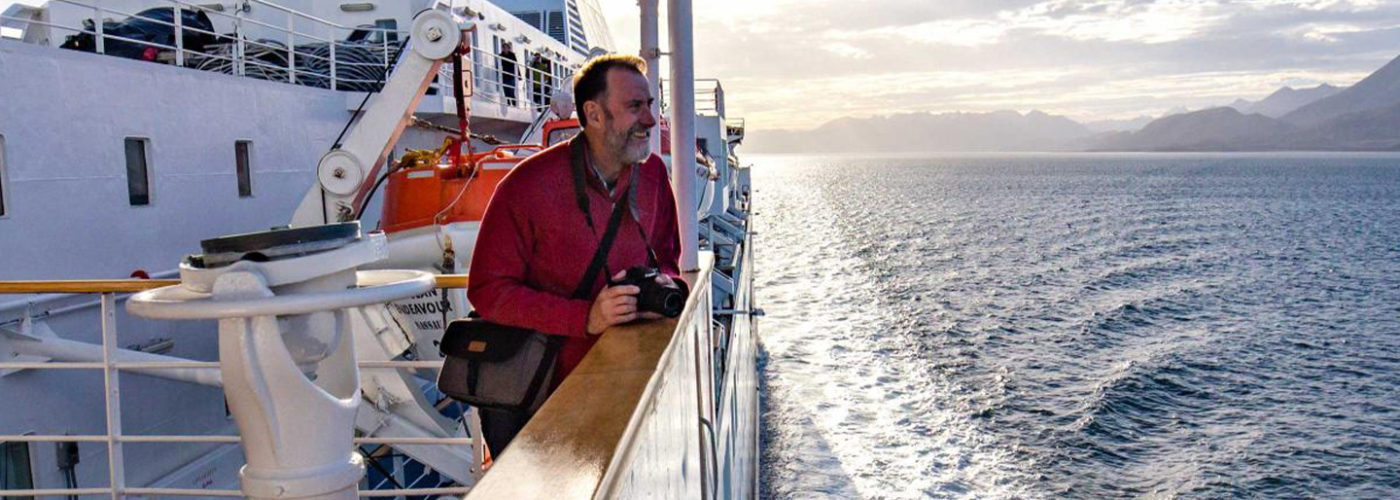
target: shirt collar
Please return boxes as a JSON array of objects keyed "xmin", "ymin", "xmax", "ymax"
[{"xmin": 575, "ymin": 132, "xmax": 636, "ymax": 200}]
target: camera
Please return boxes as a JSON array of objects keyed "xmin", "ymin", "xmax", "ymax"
[{"xmin": 611, "ymin": 266, "xmax": 686, "ymax": 318}]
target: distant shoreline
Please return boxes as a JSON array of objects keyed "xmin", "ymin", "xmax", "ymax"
[{"xmin": 742, "ymin": 150, "xmax": 1400, "ymax": 157}]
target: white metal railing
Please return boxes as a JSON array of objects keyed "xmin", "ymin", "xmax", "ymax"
[
  {"xmin": 0, "ymin": 0, "xmax": 575, "ymax": 113},
  {"xmin": 588, "ymin": 254, "xmax": 719, "ymax": 498},
  {"xmin": 2, "ymin": 0, "xmax": 407, "ymax": 90},
  {"xmin": 0, "ymin": 284, "xmax": 474, "ymax": 498},
  {"xmin": 586, "ymin": 230, "xmax": 759, "ymax": 499},
  {"xmin": 470, "ymin": 44, "xmax": 572, "ymax": 114},
  {"xmin": 726, "ymin": 118, "xmax": 745, "ymax": 133},
  {"xmin": 661, "ymin": 78, "xmax": 726, "ymax": 117}
]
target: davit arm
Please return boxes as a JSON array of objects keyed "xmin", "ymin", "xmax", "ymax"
[{"xmin": 290, "ymin": 10, "xmax": 465, "ymax": 227}]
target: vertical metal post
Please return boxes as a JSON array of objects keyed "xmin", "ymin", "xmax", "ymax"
[
  {"xmin": 393, "ymin": 454, "xmax": 406, "ymax": 490},
  {"xmin": 93, "ymin": 3, "xmax": 104, "ymax": 54},
  {"xmin": 641, "ymin": 0, "xmax": 661, "ymax": 155},
  {"xmin": 235, "ymin": 7, "xmax": 245, "ymax": 76},
  {"xmin": 668, "ymin": 0, "xmax": 699, "ymax": 272},
  {"xmin": 100, "ymin": 293, "xmax": 125, "ymax": 499},
  {"xmin": 526, "ymin": 55, "xmax": 534, "ymax": 109},
  {"xmin": 329, "ymin": 35, "xmax": 338, "ymax": 90},
  {"xmin": 690, "ymin": 289, "xmax": 715, "ymax": 500},
  {"xmin": 173, "ymin": 6, "xmax": 184, "ymax": 67},
  {"xmin": 716, "ymin": 82, "xmax": 725, "ymax": 118},
  {"xmin": 286, "ymin": 14, "xmax": 296, "ymax": 83}
]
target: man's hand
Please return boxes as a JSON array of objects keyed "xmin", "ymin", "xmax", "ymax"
[
  {"xmin": 587, "ymin": 271, "xmax": 684, "ymax": 334},
  {"xmin": 586, "ymin": 271, "xmax": 642, "ymax": 335},
  {"xmin": 637, "ymin": 273, "xmax": 679, "ymax": 320}
]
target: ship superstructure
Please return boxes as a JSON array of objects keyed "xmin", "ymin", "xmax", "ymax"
[{"xmin": 0, "ymin": 0, "xmax": 758, "ymax": 498}]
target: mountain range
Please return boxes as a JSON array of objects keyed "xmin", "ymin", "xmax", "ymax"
[
  {"xmin": 746, "ymin": 110, "xmax": 1090, "ymax": 153},
  {"xmin": 745, "ymin": 53, "xmax": 1400, "ymax": 153},
  {"xmin": 1095, "ymin": 54, "xmax": 1400, "ymax": 151},
  {"xmin": 1229, "ymin": 84, "xmax": 1342, "ymax": 118}
]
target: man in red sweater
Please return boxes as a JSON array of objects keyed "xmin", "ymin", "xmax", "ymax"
[{"xmin": 466, "ymin": 55, "xmax": 685, "ymax": 450}]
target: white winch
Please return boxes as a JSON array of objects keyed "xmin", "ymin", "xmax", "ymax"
[{"xmin": 127, "ymin": 223, "xmax": 434, "ymax": 500}]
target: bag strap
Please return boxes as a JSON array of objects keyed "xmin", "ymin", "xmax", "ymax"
[
  {"xmin": 569, "ymin": 134, "xmax": 638, "ymax": 300},
  {"xmin": 570, "ymin": 137, "xmax": 593, "ymax": 230},
  {"xmin": 572, "ymin": 190, "xmax": 629, "ymax": 299},
  {"xmin": 466, "ymin": 361, "xmax": 480, "ymax": 396}
]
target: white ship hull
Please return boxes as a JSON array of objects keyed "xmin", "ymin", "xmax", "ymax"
[{"xmin": 1, "ymin": 0, "xmax": 759, "ymax": 497}]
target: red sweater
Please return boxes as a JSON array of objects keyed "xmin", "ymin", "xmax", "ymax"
[{"xmin": 467, "ymin": 137, "xmax": 683, "ymax": 384}]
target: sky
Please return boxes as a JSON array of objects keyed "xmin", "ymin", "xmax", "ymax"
[
  {"xmin": 598, "ymin": 0, "xmax": 1400, "ymax": 130},
  {"xmin": 6, "ymin": 1, "xmax": 1400, "ymax": 130}
]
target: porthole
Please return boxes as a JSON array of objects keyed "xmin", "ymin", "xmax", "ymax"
[
  {"xmin": 235, "ymin": 140, "xmax": 253, "ymax": 198},
  {"xmin": 124, "ymin": 137, "xmax": 152, "ymax": 206}
]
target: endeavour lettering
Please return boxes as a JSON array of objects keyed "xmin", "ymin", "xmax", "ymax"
[{"xmin": 393, "ymin": 289, "xmax": 454, "ymax": 316}]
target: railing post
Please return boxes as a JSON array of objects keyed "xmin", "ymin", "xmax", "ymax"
[
  {"xmin": 173, "ymin": 5, "xmax": 184, "ymax": 67},
  {"xmin": 690, "ymin": 285, "xmax": 717, "ymax": 500},
  {"xmin": 235, "ymin": 6, "xmax": 246, "ymax": 76},
  {"xmin": 668, "ymin": 0, "xmax": 699, "ymax": 272},
  {"xmin": 329, "ymin": 35, "xmax": 338, "ymax": 90},
  {"xmin": 100, "ymin": 293, "xmax": 126, "ymax": 499},
  {"xmin": 286, "ymin": 13, "xmax": 296, "ymax": 84},
  {"xmin": 716, "ymin": 82, "xmax": 725, "ymax": 118},
  {"xmin": 641, "ymin": 0, "xmax": 661, "ymax": 154},
  {"xmin": 93, "ymin": 3, "xmax": 104, "ymax": 54}
]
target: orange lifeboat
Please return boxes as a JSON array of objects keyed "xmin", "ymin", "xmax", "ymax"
[
  {"xmin": 378, "ymin": 116, "xmax": 662, "ymax": 234},
  {"xmin": 380, "ymin": 118, "xmax": 583, "ymax": 234},
  {"xmin": 380, "ymin": 139, "xmax": 539, "ymax": 234}
]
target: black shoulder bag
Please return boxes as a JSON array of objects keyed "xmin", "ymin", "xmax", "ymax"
[{"xmin": 436, "ymin": 135, "xmax": 634, "ymax": 412}]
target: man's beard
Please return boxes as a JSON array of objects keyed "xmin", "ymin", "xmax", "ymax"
[
  {"xmin": 620, "ymin": 130, "xmax": 652, "ymax": 164},
  {"xmin": 604, "ymin": 109, "xmax": 651, "ymax": 164}
]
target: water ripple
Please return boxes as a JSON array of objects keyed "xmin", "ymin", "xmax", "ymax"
[{"xmin": 754, "ymin": 154, "xmax": 1400, "ymax": 499}]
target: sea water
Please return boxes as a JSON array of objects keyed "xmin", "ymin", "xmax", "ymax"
[{"xmin": 753, "ymin": 153, "xmax": 1400, "ymax": 499}]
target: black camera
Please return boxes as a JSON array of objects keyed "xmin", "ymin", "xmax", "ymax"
[{"xmin": 611, "ymin": 266, "xmax": 686, "ymax": 318}]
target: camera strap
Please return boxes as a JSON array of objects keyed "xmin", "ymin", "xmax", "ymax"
[
  {"xmin": 571, "ymin": 187, "xmax": 630, "ymax": 299},
  {"xmin": 570, "ymin": 135, "xmax": 648, "ymax": 299}
]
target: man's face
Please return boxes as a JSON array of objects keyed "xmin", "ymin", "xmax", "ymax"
[{"xmin": 591, "ymin": 68, "xmax": 657, "ymax": 164}]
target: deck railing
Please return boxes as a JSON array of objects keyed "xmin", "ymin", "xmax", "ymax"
[
  {"xmin": 0, "ymin": 0, "xmax": 572, "ymax": 113},
  {"xmin": 660, "ymin": 78, "xmax": 726, "ymax": 117},
  {"xmin": 0, "ymin": 274, "xmax": 473, "ymax": 498},
  {"xmin": 463, "ymin": 248, "xmax": 759, "ymax": 499}
]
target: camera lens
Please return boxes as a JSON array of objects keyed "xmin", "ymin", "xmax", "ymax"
[{"xmin": 660, "ymin": 289, "xmax": 684, "ymax": 317}]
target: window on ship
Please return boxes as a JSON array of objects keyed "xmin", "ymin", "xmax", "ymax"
[
  {"xmin": 514, "ymin": 11, "xmax": 544, "ymax": 31},
  {"xmin": 547, "ymin": 125, "xmax": 581, "ymax": 148},
  {"xmin": 0, "ymin": 134, "xmax": 8, "ymax": 218},
  {"xmin": 124, "ymin": 137, "xmax": 152, "ymax": 206},
  {"xmin": 236, "ymin": 140, "xmax": 253, "ymax": 198},
  {"xmin": 346, "ymin": 19, "xmax": 399, "ymax": 44}
]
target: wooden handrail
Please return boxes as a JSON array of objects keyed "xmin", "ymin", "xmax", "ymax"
[
  {"xmin": 433, "ymin": 274, "xmax": 470, "ymax": 290},
  {"xmin": 465, "ymin": 319, "xmax": 681, "ymax": 499},
  {"xmin": 466, "ymin": 255, "xmax": 715, "ymax": 499},
  {"xmin": 0, "ymin": 280, "xmax": 183, "ymax": 294},
  {"xmin": 0, "ymin": 274, "xmax": 469, "ymax": 294}
]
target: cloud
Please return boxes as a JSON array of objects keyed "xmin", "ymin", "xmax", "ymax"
[
  {"xmin": 1291, "ymin": 22, "xmax": 1378, "ymax": 42},
  {"xmin": 839, "ymin": 19, "xmax": 1008, "ymax": 47},
  {"xmin": 598, "ymin": 0, "xmax": 1400, "ymax": 129},
  {"xmin": 1005, "ymin": 0, "xmax": 1227, "ymax": 44},
  {"xmin": 1243, "ymin": 0, "xmax": 1384, "ymax": 11},
  {"xmin": 821, "ymin": 42, "xmax": 873, "ymax": 60},
  {"xmin": 822, "ymin": 1, "xmax": 1229, "ymax": 49}
]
